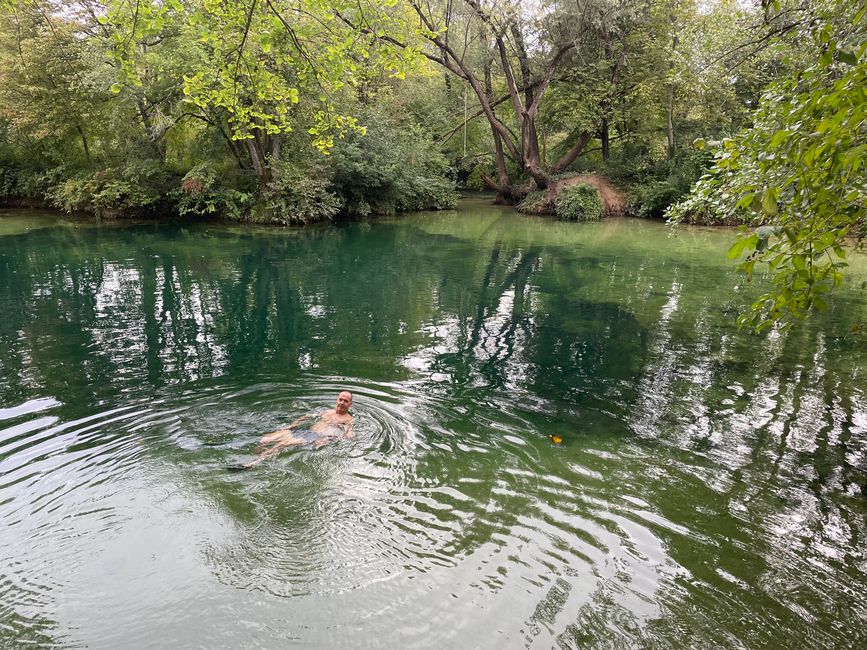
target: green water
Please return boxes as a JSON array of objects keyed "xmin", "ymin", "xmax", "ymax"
[{"xmin": 1, "ymin": 201, "xmax": 866, "ymax": 648}]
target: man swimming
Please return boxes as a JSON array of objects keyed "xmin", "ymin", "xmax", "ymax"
[{"xmin": 245, "ymin": 391, "xmax": 354, "ymax": 467}]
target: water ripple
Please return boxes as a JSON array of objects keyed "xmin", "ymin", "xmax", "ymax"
[{"xmin": 2, "ymin": 369, "xmax": 866, "ymax": 647}]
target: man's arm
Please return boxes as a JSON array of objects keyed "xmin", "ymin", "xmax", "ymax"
[
  {"xmin": 256, "ymin": 412, "xmax": 316, "ymax": 450},
  {"xmin": 287, "ymin": 412, "xmax": 316, "ymax": 429}
]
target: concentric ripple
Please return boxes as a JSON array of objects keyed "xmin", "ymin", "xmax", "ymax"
[{"xmin": 2, "ymin": 210, "xmax": 867, "ymax": 648}]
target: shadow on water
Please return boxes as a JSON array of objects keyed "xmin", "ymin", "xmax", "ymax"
[{"xmin": 1, "ymin": 207, "xmax": 867, "ymax": 647}]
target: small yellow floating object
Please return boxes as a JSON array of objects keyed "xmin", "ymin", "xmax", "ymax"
[{"xmin": 550, "ymin": 435, "xmax": 563, "ymax": 445}]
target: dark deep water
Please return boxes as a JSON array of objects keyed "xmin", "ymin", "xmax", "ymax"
[{"xmin": 1, "ymin": 202, "xmax": 866, "ymax": 648}]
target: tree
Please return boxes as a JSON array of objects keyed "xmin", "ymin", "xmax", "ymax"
[
  {"xmin": 670, "ymin": 0, "xmax": 866, "ymax": 330},
  {"xmin": 99, "ymin": 0, "xmax": 426, "ymax": 184},
  {"xmin": 346, "ymin": 0, "xmax": 645, "ymax": 199},
  {"xmin": 0, "ymin": 1, "xmax": 104, "ymax": 165}
]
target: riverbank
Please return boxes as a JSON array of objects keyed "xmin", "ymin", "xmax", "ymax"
[{"xmin": 1, "ymin": 167, "xmax": 745, "ymax": 229}]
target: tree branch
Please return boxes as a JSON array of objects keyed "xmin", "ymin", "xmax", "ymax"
[{"xmin": 553, "ymin": 131, "xmax": 593, "ymax": 172}]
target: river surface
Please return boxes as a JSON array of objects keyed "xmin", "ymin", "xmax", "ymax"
[{"xmin": 1, "ymin": 201, "xmax": 866, "ymax": 648}]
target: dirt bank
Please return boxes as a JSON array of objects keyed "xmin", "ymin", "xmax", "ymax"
[{"xmin": 516, "ymin": 174, "xmax": 626, "ymax": 217}]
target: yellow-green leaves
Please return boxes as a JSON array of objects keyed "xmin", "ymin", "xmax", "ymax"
[
  {"xmin": 727, "ymin": 233, "xmax": 759, "ymax": 260},
  {"xmin": 760, "ymin": 189, "xmax": 777, "ymax": 217},
  {"xmin": 101, "ymin": 0, "xmax": 424, "ymax": 148}
]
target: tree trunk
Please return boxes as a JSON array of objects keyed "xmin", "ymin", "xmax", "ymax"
[
  {"xmin": 481, "ymin": 24, "xmax": 512, "ymax": 201},
  {"xmin": 76, "ymin": 124, "xmax": 91, "ymax": 163},
  {"xmin": 246, "ymin": 137, "xmax": 271, "ymax": 185},
  {"xmin": 667, "ymin": 18, "xmax": 679, "ymax": 160},
  {"xmin": 137, "ymin": 98, "xmax": 165, "ymax": 158},
  {"xmin": 553, "ymin": 131, "xmax": 593, "ymax": 172},
  {"xmin": 522, "ymin": 116, "xmax": 550, "ymax": 189},
  {"xmin": 601, "ymin": 118, "xmax": 610, "ymax": 163},
  {"xmin": 386, "ymin": 2, "xmax": 579, "ymax": 193},
  {"xmin": 218, "ymin": 119, "xmax": 250, "ymax": 170},
  {"xmin": 269, "ymin": 133, "xmax": 281, "ymax": 164},
  {"xmin": 600, "ymin": 39, "xmax": 625, "ymax": 166},
  {"xmin": 666, "ymin": 87, "xmax": 676, "ymax": 160}
]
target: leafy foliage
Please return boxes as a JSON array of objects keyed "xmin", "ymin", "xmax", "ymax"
[
  {"xmin": 555, "ymin": 184, "xmax": 603, "ymax": 222},
  {"xmin": 626, "ymin": 148, "xmax": 715, "ymax": 218},
  {"xmin": 45, "ymin": 161, "xmax": 173, "ymax": 216},
  {"xmin": 329, "ymin": 119, "xmax": 457, "ymax": 215},
  {"xmin": 516, "ymin": 191, "xmax": 548, "ymax": 215},
  {"xmin": 670, "ymin": 0, "xmax": 866, "ymax": 330},
  {"xmin": 0, "ymin": 165, "xmax": 52, "ymax": 200},
  {"xmin": 249, "ymin": 160, "xmax": 342, "ymax": 225},
  {"xmin": 176, "ymin": 163, "xmax": 253, "ymax": 219},
  {"xmin": 101, "ymin": 0, "xmax": 425, "ymax": 150}
]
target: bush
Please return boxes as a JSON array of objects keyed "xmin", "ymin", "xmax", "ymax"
[
  {"xmin": 625, "ymin": 148, "xmax": 715, "ymax": 218},
  {"xmin": 665, "ymin": 177, "xmax": 745, "ymax": 226},
  {"xmin": 464, "ymin": 161, "xmax": 493, "ymax": 191},
  {"xmin": 555, "ymin": 184, "xmax": 603, "ymax": 222},
  {"xmin": 249, "ymin": 161, "xmax": 342, "ymax": 225},
  {"xmin": 516, "ymin": 190, "xmax": 549, "ymax": 214},
  {"xmin": 393, "ymin": 174, "xmax": 457, "ymax": 212},
  {"xmin": 0, "ymin": 166, "xmax": 21, "ymax": 199},
  {"xmin": 176, "ymin": 163, "xmax": 252, "ymax": 220},
  {"xmin": 627, "ymin": 180, "xmax": 682, "ymax": 219},
  {"xmin": 44, "ymin": 161, "xmax": 173, "ymax": 216},
  {"xmin": 0, "ymin": 166, "xmax": 51, "ymax": 201},
  {"xmin": 329, "ymin": 120, "xmax": 457, "ymax": 215}
]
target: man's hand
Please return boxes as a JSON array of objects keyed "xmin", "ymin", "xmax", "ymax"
[{"xmin": 287, "ymin": 413, "xmax": 315, "ymax": 429}]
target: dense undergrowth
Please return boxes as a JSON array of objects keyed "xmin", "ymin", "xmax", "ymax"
[{"xmin": 0, "ymin": 122, "xmax": 458, "ymax": 223}]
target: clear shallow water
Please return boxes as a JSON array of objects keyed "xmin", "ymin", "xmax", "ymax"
[{"xmin": 1, "ymin": 201, "xmax": 866, "ymax": 648}]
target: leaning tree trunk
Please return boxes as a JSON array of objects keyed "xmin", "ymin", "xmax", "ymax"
[
  {"xmin": 76, "ymin": 124, "xmax": 91, "ymax": 163},
  {"xmin": 667, "ymin": 18, "xmax": 679, "ymax": 160},
  {"xmin": 480, "ymin": 24, "xmax": 514, "ymax": 201}
]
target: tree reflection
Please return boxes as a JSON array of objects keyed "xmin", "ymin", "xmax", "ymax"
[{"xmin": 1, "ymin": 211, "xmax": 866, "ymax": 645}]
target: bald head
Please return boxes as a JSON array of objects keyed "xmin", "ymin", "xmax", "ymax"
[{"xmin": 335, "ymin": 391, "xmax": 352, "ymax": 415}]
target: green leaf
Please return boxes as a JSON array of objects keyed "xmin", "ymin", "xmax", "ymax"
[
  {"xmin": 769, "ymin": 130, "xmax": 789, "ymax": 148},
  {"xmin": 761, "ymin": 190, "xmax": 778, "ymax": 216},
  {"xmin": 727, "ymin": 234, "xmax": 757, "ymax": 260},
  {"xmin": 836, "ymin": 50, "xmax": 858, "ymax": 65}
]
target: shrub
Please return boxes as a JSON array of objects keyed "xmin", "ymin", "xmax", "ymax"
[
  {"xmin": 624, "ymin": 148, "xmax": 715, "ymax": 219},
  {"xmin": 516, "ymin": 190, "xmax": 549, "ymax": 214},
  {"xmin": 555, "ymin": 184, "xmax": 603, "ymax": 222},
  {"xmin": 464, "ymin": 162, "xmax": 493, "ymax": 191},
  {"xmin": 44, "ymin": 161, "xmax": 173, "ymax": 216},
  {"xmin": 329, "ymin": 120, "xmax": 457, "ymax": 215},
  {"xmin": 0, "ymin": 166, "xmax": 19, "ymax": 198},
  {"xmin": 176, "ymin": 163, "xmax": 252, "ymax": 220},
  {"xmin": 0, "ymin": 166, "xmax": 52, "ymax": 200},
  {"xmin": 665, "ymin": 180, "xmax": 744, "ymax": 225},
  {"xmin": 393, "ymin": 174, "xmax": 457, "ymax": 212},
  {"xmin": 627, "ymin": 180, "xmax": 682, "ymax": 219},
  {"xmin": 249, "ymin": 161, "xmax": 342, "ymax": 225}
]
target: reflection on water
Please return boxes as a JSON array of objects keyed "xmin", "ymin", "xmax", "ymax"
[{"xmin": 1, "ymin": 203, "xmax": 866, "ymax": 647}]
